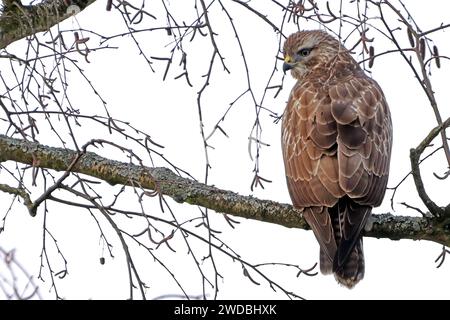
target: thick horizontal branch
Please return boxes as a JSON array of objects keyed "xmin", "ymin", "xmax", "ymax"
[
  {"xmin": 0, "ymin": 0, "xmax": 96, "ymax": 49},
  {"xmin": 0, "ymin": 134, "xmax": 449, "ymax": 246}
]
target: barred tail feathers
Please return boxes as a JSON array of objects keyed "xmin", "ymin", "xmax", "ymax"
[
  {"xmin": 331, "ymin": 197, "xmax": 371, "ymax": 288},
  {"xmin": 304, "ymin": 198, "xmax": 371, "ymax": 288}
]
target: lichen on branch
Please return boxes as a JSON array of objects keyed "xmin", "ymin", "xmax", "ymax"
[{"xmin": 0, "ymin": 0, "xmax": 96, "ymax": 49}]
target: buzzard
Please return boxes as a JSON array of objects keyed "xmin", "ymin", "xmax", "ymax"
[{"xmin": 281, "ymin": 30, "xmax": 392, "ymax": 288}]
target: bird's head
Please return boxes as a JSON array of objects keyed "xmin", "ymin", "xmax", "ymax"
[{"xmin": 282, "ymin": 30, "xmax": 347, "ymax": 80}]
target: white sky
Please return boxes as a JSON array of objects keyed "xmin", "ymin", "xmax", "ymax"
[{"xmin": 1, "ymin": 0, "xmax": 450, "ymax": 299}]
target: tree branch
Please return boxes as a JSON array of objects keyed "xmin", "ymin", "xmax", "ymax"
[
  {"xmin": 0, "ymin": 182, "xmax": 33, "ymax": 210},
  {"xmin": 410, "ymin": 117, "xmax": 450, "ymax": 217},
  {"xmin": 0, "ymin": 134, "xmax": 449, "ymax": 246},
  {"xmin": 0, "ymin": 0, "xmax": 97, "ymax": 49}
]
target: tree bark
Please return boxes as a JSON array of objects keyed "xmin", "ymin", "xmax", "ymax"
[{"xmin": 0, "ymin": 134, "xmax": 449, "ymax": 246}]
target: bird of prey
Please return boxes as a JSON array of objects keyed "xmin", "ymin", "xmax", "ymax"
[{"xmin": 281, "ymin": 30, "xmax": 392, "ymax": 288}]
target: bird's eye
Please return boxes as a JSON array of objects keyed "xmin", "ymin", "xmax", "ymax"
[{"xmin": 298, "ymin": 48, "xmax": 311, "ymax": 57}]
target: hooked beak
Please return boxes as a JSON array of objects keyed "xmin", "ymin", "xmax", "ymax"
[{"xmin": 282, "ymin": 55, "xmax": 294, "ymax": 74}]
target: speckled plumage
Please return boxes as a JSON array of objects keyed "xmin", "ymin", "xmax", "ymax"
[{"xmin": 281, "ymin": 30, "xmax": 392, "ymax": 288}]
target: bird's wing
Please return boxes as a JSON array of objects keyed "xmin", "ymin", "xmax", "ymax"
[
  {"xmin": 329, "ymin": 75, "xmax": 393, "ymax": 206},
  {"xmin": 282, "ymin": 82, "xmax": 344, "ymax": 261}
]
